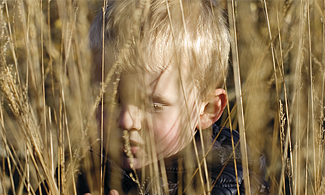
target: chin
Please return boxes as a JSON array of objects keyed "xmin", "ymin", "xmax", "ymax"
[{"xmin": 120, "ymin": 154, "xmax": 148, "ymax": 170}]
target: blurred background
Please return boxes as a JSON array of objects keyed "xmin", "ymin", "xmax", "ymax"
[{"xmin": 0, "ymin": 0, "xmax": 324, "ymax": 194}]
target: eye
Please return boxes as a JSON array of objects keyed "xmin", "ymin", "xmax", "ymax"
[{"xmin": 152, "ymin": 103, "xmax": 164, "ymax": 112}]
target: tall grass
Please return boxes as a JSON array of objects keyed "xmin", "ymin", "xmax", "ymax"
[{"xmin": 0, "ymin": 0, "xmax": 324, "ymax": 194}]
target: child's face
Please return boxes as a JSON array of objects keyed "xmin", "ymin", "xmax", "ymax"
[{"xmin": 108, "ymin": 67, "xmax": 201, "ymax": 169}]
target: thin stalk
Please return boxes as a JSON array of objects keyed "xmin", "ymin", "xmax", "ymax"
[
  {"xmin": 48, "ymin": 0, "xmax": 56, "ymax": 116},
  {"xmin": 320, "ymin": 0, "xmax": 325, "ymax": 190},
  {"xmin": 223, "ymin": 71, "xmax": 240, "ymax": 194},
  {"xmin": 26, "ymin": 145, "xmax": 30, "ymax": 195},
  {"xmin": 305, "ymin": 95, "xmax": 310, "ymax": 195},
  {"xmin": 100, "ymin": 2, "xmax": 106, "ymax": 194},
  {"xmin": 0, "ymin": 161, "xmax": 7, "ymax": 195},
  {"xmin": 278, "ymin": 0, "xmax": 305, "ymax": 194},
  {"xmin": 59, "ymin": 81, "xmax": 65, "ymax": 194},
  {"xmin": 40, "ymin": 0, "xmax": 47, "ymax": 153},
  {"xmin": 4, "ymin": 0, "xmax": 20, "ymax": 86},
  {"xmin": 7, "ymin": 156, "xmax": 16, "ymax": 195},
  {"xmin": 263, "ymin": 0, "xmax": 285, "ymax": 192},
  {"xmin": 178, "ymin": 1, "xmax": 207, "ymax": 194},
  {"xmin": 63, "ymin": 106, "xmax": 77, "ymax": 195},
  {"xmin": 307, "ymin": 0, "xmax": 317, "ymax": 192},
  {"xmin": 267, "ymin": 1, "xmax": 295, "ymax": 194},
  {"xmin": 276, "ymin": 8, "xmax": 295, "ymax": 195},
  {"xmin": 227, "ymin": 0, "xmax": 251, "ymax": 194},
  {"xmin": 262, "ymin": 3, "xmax": 287, "ymax": 193},
  {"xmin": 0, "ymin": 102, "xmax": 15, "ymax": 195},
  {"xmin": 49, "ymin": 108, "xmax": 55, "ymax": 180}
]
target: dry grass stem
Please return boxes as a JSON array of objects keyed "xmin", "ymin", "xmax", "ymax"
[{"xmin": 0, "ymin": 0, "xmax": 324, "ymax": 194}]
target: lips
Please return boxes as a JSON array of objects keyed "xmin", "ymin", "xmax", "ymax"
[
  {"xmin": 119, "ymin": 137, "xmax": 154, "ymax": 169},
  {"xmin": 129, "ymin": 145, "xmax": 140, "ymax": 154},
  {"xmin": 121, "ymin": 138, "xmax": 143, "ymax": 156}
]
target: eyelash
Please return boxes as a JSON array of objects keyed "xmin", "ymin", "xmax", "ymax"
[
  {"xmin": 115, "ymin": 94, "xmax": 164, "ymax": 112},
  {"xmin": 152, "ymin": 103, "xmax": 164, "ymax": 111}
]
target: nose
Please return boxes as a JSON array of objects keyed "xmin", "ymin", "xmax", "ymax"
[{"xmin": 118, "ymin": 105, "xmax": 142, "ymax": 131}]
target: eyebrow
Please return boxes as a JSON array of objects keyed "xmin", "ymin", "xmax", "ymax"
[{"xmin": 150, "ymin": 93, "xmax": 170, "ymax": 104}]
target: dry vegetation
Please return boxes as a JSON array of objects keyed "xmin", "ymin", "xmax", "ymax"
[{"xmin": 0, "ymin": 0, "xmax": 324, "ymax": 194}]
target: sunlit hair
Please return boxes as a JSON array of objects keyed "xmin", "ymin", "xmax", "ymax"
[{"xmin": 89, "ymin": 0, "xmax": 230, "ymax": 101}]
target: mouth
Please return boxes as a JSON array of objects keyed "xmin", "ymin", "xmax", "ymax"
[
  {"xmin": 121, "ymin": 138, "xmax": 144, "ymax": 156},
  {"xmin": 129, "ymin": 140, "xmax": 143, "ymax": 154},
  {"xmin": 120, "ymin": 139, "xmax": 146, "ymax": 170},
  {"xmin": 121, "ymin": 130, "xmax": 145, "ymax": 156}
]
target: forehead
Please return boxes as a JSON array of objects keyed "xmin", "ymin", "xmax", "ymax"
[
  {"xmin": 119, "ymin": 68, "xmax": 181, "ymax": 93},
  {"xmin": 118, "ymin": 67, "xmax": 196, "ymax": 102}
]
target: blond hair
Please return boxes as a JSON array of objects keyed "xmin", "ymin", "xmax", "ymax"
[{"xmin": 89, "ymin": 0, "xmax": 230, "ymax": 101}]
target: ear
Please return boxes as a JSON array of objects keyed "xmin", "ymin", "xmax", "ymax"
[{"xmin": 197, "ymin": 89, "xmax": 227, "ymax": 129}]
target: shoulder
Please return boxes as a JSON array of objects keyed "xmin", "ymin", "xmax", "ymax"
[
  {"xmin": 209, "ymin": 124, "xmax": 241, "ymax": 166},
  {"xmin": 209, "ymin": 124, "xmax": 270, "ymax": 195},
  {"xmin": 212, "ymin": 124, "xmax": 239, "ymax": 145}
]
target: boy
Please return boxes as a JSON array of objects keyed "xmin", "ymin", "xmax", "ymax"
[{"xmin": 81, "ymin": 0, "xmax": 269, "ymax": 194}]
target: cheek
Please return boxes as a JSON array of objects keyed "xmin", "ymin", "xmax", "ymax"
[
  {"xmin": 152, "ymin": 111, "xmax": 182, "ymax": 141},
  {"xmin": 151, "ymin": 108, "xmax": 193, "ymax": 153}
]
